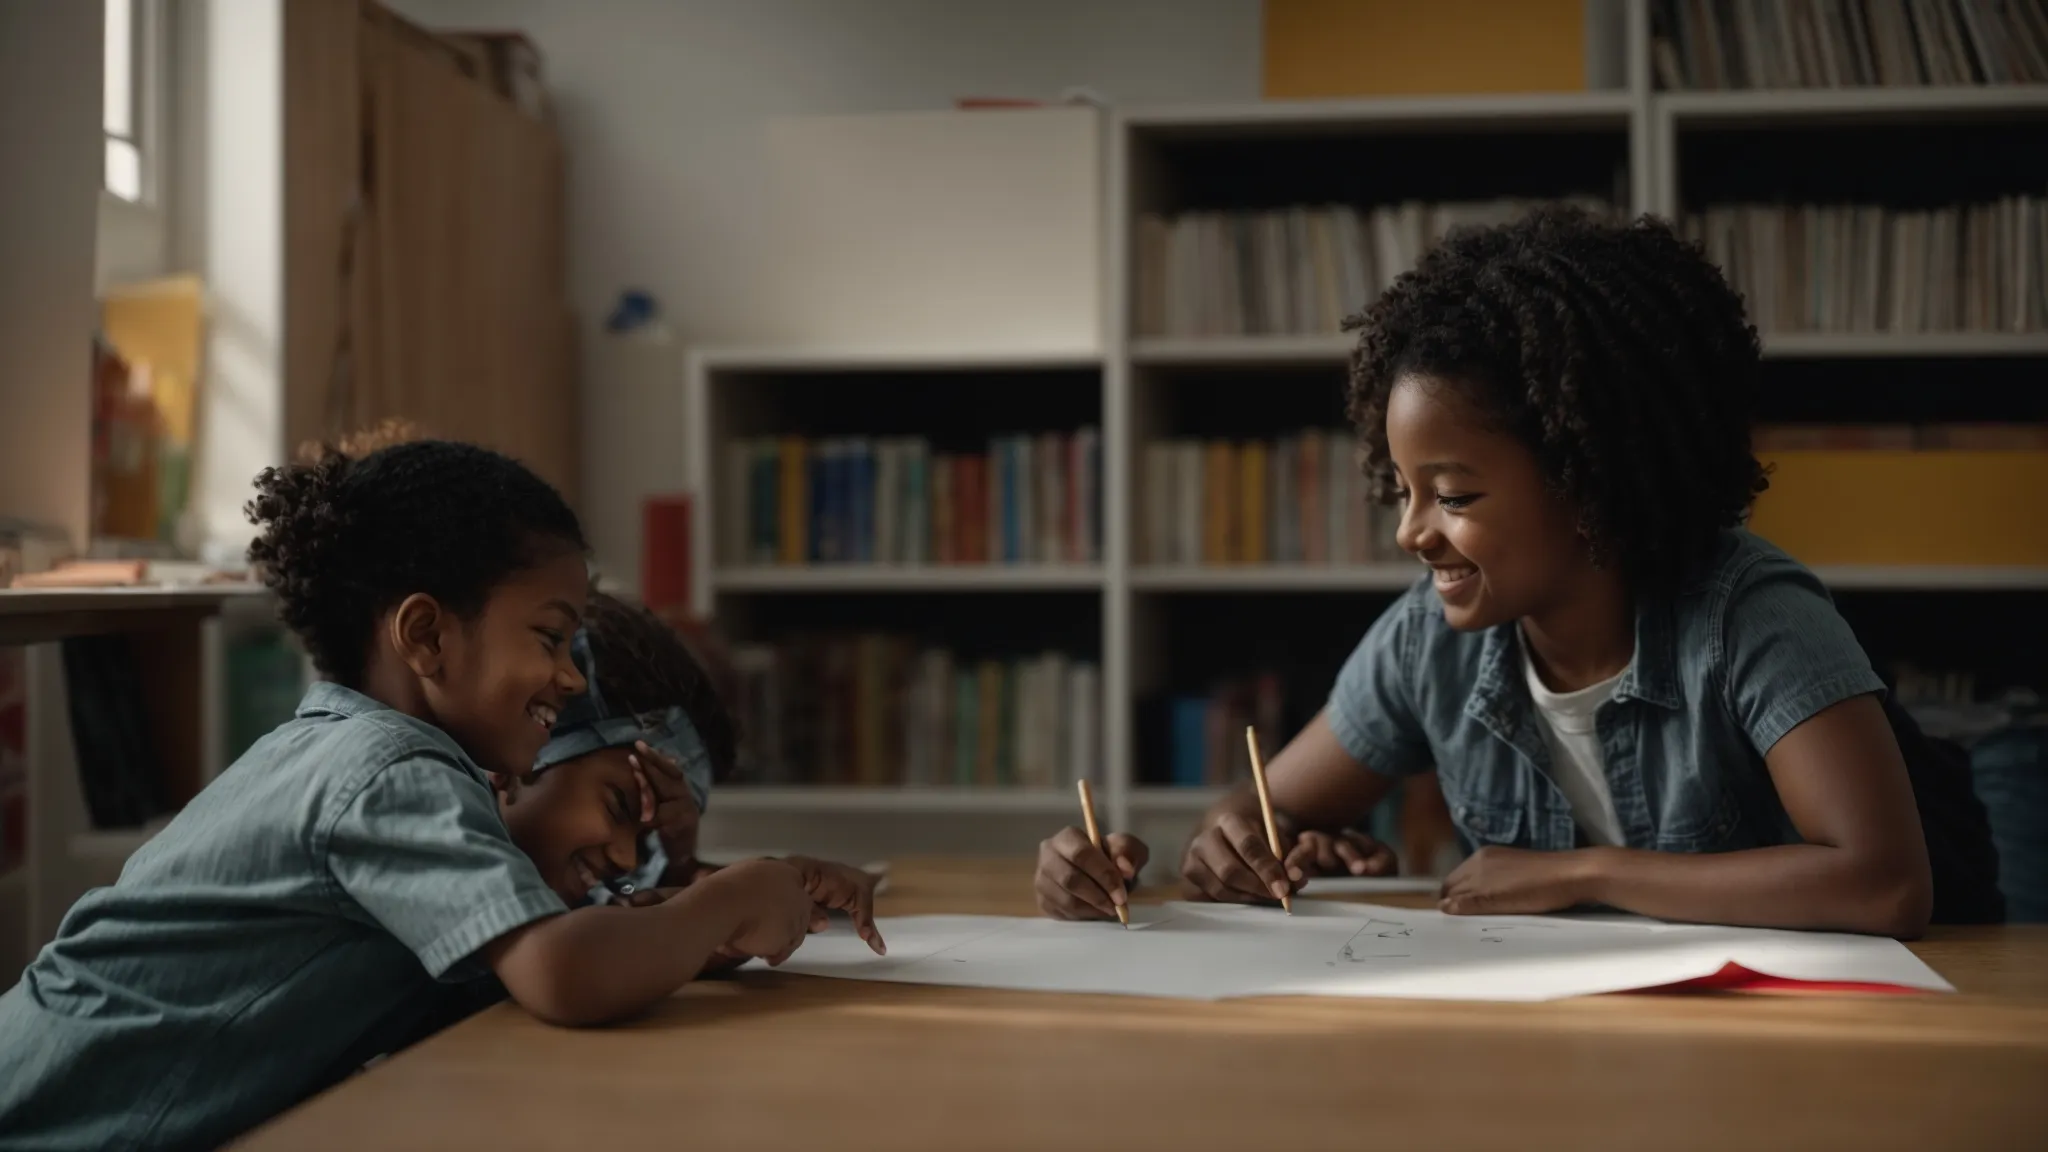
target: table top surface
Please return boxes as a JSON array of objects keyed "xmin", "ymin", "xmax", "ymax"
[
  {"xmin": 0, "ymin": 583, "xmax": 268, "ymax": 645},
  {"xmin": 238, "ymin": 859, "xmax": 2048, "ymax": 1151}
]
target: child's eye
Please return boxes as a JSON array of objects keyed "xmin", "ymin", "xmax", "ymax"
[
  {"xmin": 535, "ymin": 628, "xmax": 564, "ymax": 651},
  {"xmin": 1436, "ymin": 493, "xmax": 1478, "ymax": 510},
  {"xmin": 608, "ymin": 785, "xmax": 635, "ymax": 825}
]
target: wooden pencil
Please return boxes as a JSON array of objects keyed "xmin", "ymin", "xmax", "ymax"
[
  {"xmin": 1075, "ymin": 778, "xmax": 1131, "ymax": 928},
  {"xmin": 1244, "ymin": 725, "xmax": 1292, "ymax": 914}
]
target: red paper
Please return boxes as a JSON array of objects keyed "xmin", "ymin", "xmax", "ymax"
[{"xmin": 1629, "ymin": 960, "xmax": 1932, "ymax": 997}]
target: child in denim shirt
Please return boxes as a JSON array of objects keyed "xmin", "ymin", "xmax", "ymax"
[
  {"xmin": 0, "ymin": 440, "xmax": 818, "ymax": 1151},
  {"xmin": 1039, "ymin": 207, "xmax": 1973, "ymax": 937},
  {"xmin": 509, "ymin": 589, "xmax": 885, "ymax": 954}
]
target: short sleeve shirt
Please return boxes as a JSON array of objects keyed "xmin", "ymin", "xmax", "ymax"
[
  {"xmin": 1327, "ymin": 530, "xmax": 1886, "ymax": 853},
  {"xmin": 0, "ymin": 682, "xmax": 566, "ymax": 1152}
]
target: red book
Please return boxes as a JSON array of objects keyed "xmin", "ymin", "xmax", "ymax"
[{"xmin": 641, "ymin": 495, "xmax": 692, "ymax": 615}]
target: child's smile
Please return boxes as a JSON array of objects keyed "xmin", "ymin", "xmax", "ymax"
[
  {"xmin": 1385, "ymin": 374, "xmax": 1596, "ymax": 634},
  {"xmin": 500, "ymin": 746, "xmax": 648, "ymax": 905}
]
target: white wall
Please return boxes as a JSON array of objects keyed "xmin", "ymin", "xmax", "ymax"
[
  {"xmin": 0, "ymin": 0, "xmax": 102, "ymax": 980},
  {"xmin": 191, "ymin": 0, "xmax": 283, "ymax": 562},
  {"xmin": 382, "ymin": 0, "xmax": 1261, "ymax": 585},
  {"xmin": 0, "ymin": 0, "xmax": 103, "ymax": 549}
]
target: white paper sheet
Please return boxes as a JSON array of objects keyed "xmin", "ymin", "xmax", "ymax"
[
  {"xmin": 1296, "ymin": 876, "xmax": 1441, "ymax": 896},
  {"xmin": 751, "ymin": 899, "xmax": 1952, "ymax": 1002}
]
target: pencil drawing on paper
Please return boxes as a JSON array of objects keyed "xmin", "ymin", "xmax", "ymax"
[
  {"xmin": 1338, "ymin": 918, "xmax": 1413, "ymax": 961},
  {"xmin": 1472, "ymin": 924, "xmax": 1566, "ymax": 944}
]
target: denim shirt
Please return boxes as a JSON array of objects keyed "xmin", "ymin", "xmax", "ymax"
[
  {"xmin": 0, "ymin": 683, "xmax": 566, "ymax": 1152},
  {"xmin": 1328, "ymin": 531, "xmax": 1885, "ymax": 853}
]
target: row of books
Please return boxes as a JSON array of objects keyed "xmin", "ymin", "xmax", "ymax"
[
  {"xmin": 1142, "ymin": 433, "xmax": 1402, "ymax": 566},
  {"xmin": 722, "ymin": 431, "xmax": 1102, "ymax": 567},
  {"xmin": 728, "ymin": 635, "xmax": 1101, "ymax": 789},
  {"xmin": 1652, "ymin": 0, "xmax": 2048, "ymax": 89},
  {"xmin": 1756, "ymin": 423, "xmax": 2048, "ymax": 449},
  {"xmin": 1681, "ymin": 198, "xmax": 2048, "ymax": 334},
  {"xmin": 1134, "ymin": 199, "xmax": 1612, "ymax": 338},
  {"xmin": 1137, "ymin": 668, "xmax": 1420, "ymax": 865},
  {"xmin": 1157, "ymin": 672, "xmax": 1287, "ymax": 790}
]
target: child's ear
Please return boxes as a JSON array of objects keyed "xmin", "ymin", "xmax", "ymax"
[{"xmin": 389, "ymin": 593, "xmax": 447, "ymax": 679}]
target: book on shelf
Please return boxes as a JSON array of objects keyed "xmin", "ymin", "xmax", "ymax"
[
  {"xmin": 1683, "ymin": 197, "xmax": 2048, "ymax": 334},
  {"xmin": 1756, "ymin": 423, "xmax": 2048, "ymax": 449},
  {"xmin": 1143, "ymin": 432, "xmax": 1402, "ymax": 566},
  {"xmin": 1138, "ymin": 667, "xmax": 1444, "ymax": 872},
  {"xmin": 728, "ymin": 633, "xmax": 1101, "ymax": 790},
  {"xmin": 59, "ymin": 635, "xmax": 167, "ymax": 830},
  {"xmin": 1652, "ymin": 0, "xmax": 2048, "ymax": 90},
  {"xmin": 1134, "ymin": 197, "xmax": 1614, "ymax": 339},
  {"xmin": 722, "ymin": 430, "xmax": 1101, "ymax": 568}
]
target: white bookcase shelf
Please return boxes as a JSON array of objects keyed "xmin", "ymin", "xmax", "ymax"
[
  {"xmin": 715, "ymin": 787, "xmax": 1078, "ymax": 815},
  {"xmin": 1761, "ymin": 333, "xmax": 2048, "ymax": 359},
  {"xmin": 1129, "ymin": 337, "xmax": 1353, "ymax": 368},
  {"xmin": 713, "ymin": 565, "xmax": 1106, "ymax": 594},
  {"xmin": 1123, "ymin": 91, "xmax": 1639, "ymax": 134},
  {"xmin": 1134, "ymin": 331, "xmax": 2048, "ymax": 365},
  {"xmin": 1659, "ymin": 84, "xmax": 2048, "ymax": 126},
  {"xmin": 1814, "ymin": 567, "xmax": 2048, "ymax": 592},
  {"xmin": 685, "ymin": 0, "xmax": 2047, "ymax": 867},
  {"xmin": 1130, "ymin": 565, "xmax": 1419, "ymax": 593}
]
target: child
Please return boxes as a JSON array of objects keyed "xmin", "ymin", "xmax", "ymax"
[
  {"xmin": 512, "ymin": 588, "xmax": 886, "ymax": 955},
  {"xmin": 1038, "ymin": 206, "xmax": 1965, "ymax": 939},
  {"xmin": 0, "ymin": 440, "xmax": 818, "ymax": 1151}
]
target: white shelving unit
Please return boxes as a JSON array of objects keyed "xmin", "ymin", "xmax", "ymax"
[
  {"xmin": 684, "ymin": 0, "xmax": 2048, "ymax": 871},
  {"xmin": 1, "ymin": 584, "xmax": 277, "ymax": 973},
  {"xmin": 1128, "ymin": 565, "xmax": 1420, "ymax": 593},
  {"xmin": 714, "ymin": 788, "xmax": 1078, "ymax": 816},
  {"xmin": 713, "ymin": 566, "xmax": 1106, "ymax": 594}
]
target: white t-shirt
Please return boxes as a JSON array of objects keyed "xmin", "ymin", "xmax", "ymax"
[{"xmin": 1519, "ymin": 631, "xmax": 1627, "ymax": 847}]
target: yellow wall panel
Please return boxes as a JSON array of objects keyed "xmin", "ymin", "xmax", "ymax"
[
  {"xmin": 1749, "ymin": 451, "xmax": 2048, "ymax": 567},
  {"xmin": 1263, "ymin": 0, "xmax": 1587, "ymax": 98}
]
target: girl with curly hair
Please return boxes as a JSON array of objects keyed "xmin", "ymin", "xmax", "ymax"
[{"xmin": 1038, "ymin": 206, "xmax": 1996, "ymax": 937}]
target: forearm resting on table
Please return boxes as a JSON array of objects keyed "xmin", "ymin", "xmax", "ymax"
[
  {"xmin": 482, "ymin": 884, "xmax": 739, "ymax": 1026},
  {"xmin": 1583, "ymin": 842, "xmax": 1932, "ymax": 938}
]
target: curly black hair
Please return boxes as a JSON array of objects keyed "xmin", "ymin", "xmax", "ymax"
[
  {"xmin": 1345, "ymin": 205, "xmax": 1769, "ymax": 594},
  {"xmin": 245, "ymin": 438, "xmax": 588, "ymax": 687},
  {"xmin": 581, "ymin": 591, "xmax": 738, "ymax": 782}
]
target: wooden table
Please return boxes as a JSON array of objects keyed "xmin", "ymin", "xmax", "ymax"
[{"xmin": 241, "ymin": 859, "xmax": 2048, "ymax": 1150}]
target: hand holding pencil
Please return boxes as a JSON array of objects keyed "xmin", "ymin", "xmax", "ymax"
[
  {"xmin": 1177, "ymin": 728, "xmax": 1303, "ymax": 908},
  {"xmin": 1034, "ymin": 787, "xmax": 1151, "ymax": 923}
]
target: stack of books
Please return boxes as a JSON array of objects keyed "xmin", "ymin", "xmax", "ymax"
[
  {"xmin": 1133, "ymin": 197, "xmax": 1614, "ymax": 337},
  {"xmin": 1683, "ymin": 198, "xmax": 2048, "ymax": 334},
  {"xmin": 1142, "ymin": 432, "xmax": 1403, "ymax": 566},
  {"xmin": 1653, "ymin": 0, "xmax": 2048, "ymax": 89},
  {"xmin": 728, "ymin": 635, "xmax": 1101, "ymax": 790},
  {"xmin": 723, "ymin": 430, "xmax": 1101, "ymax": 567}
]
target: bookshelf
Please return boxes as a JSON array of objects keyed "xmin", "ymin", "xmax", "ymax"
[
  {"xmin": 1, "ymin": 584, "xmax": 283, "ymax": 975},
  {"xmin": 686, "ymin": 0, "xmax": 2048, "ymax": 874},
  {"xmin": 713, "ymin": 566, "xmax": 1106, "ymax": 593}
]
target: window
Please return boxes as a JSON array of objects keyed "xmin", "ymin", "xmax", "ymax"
[{"xmin": 103, "ymin": 0, "xmax": 154, "ymax": 203}]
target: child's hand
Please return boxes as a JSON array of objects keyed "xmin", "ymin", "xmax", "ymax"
[
  {"xmin": 1035, "ymin": 827, "xmax": 1149, "ymax": 920},
  {"xmin": 1179, "ymin": 812, "xmax": 1297, "ymax": 905},
  {"xmin": 1438, "ymin": 846, "xmax": 1593, "ymax": 916},
  {"xmin": 1284, "ymin": 829, "xmax": 1398, "ymax": 878},
  {"xmin": 702, "ymin": 858, "xmax": 814, "ymax": 965},
  {"xmin": 629, "ymin": 740, "xmax": 700, "ymax": 848},
  {"xmin": 782, "ymin": 856, "xmax": 886, "ymax": 955}
]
